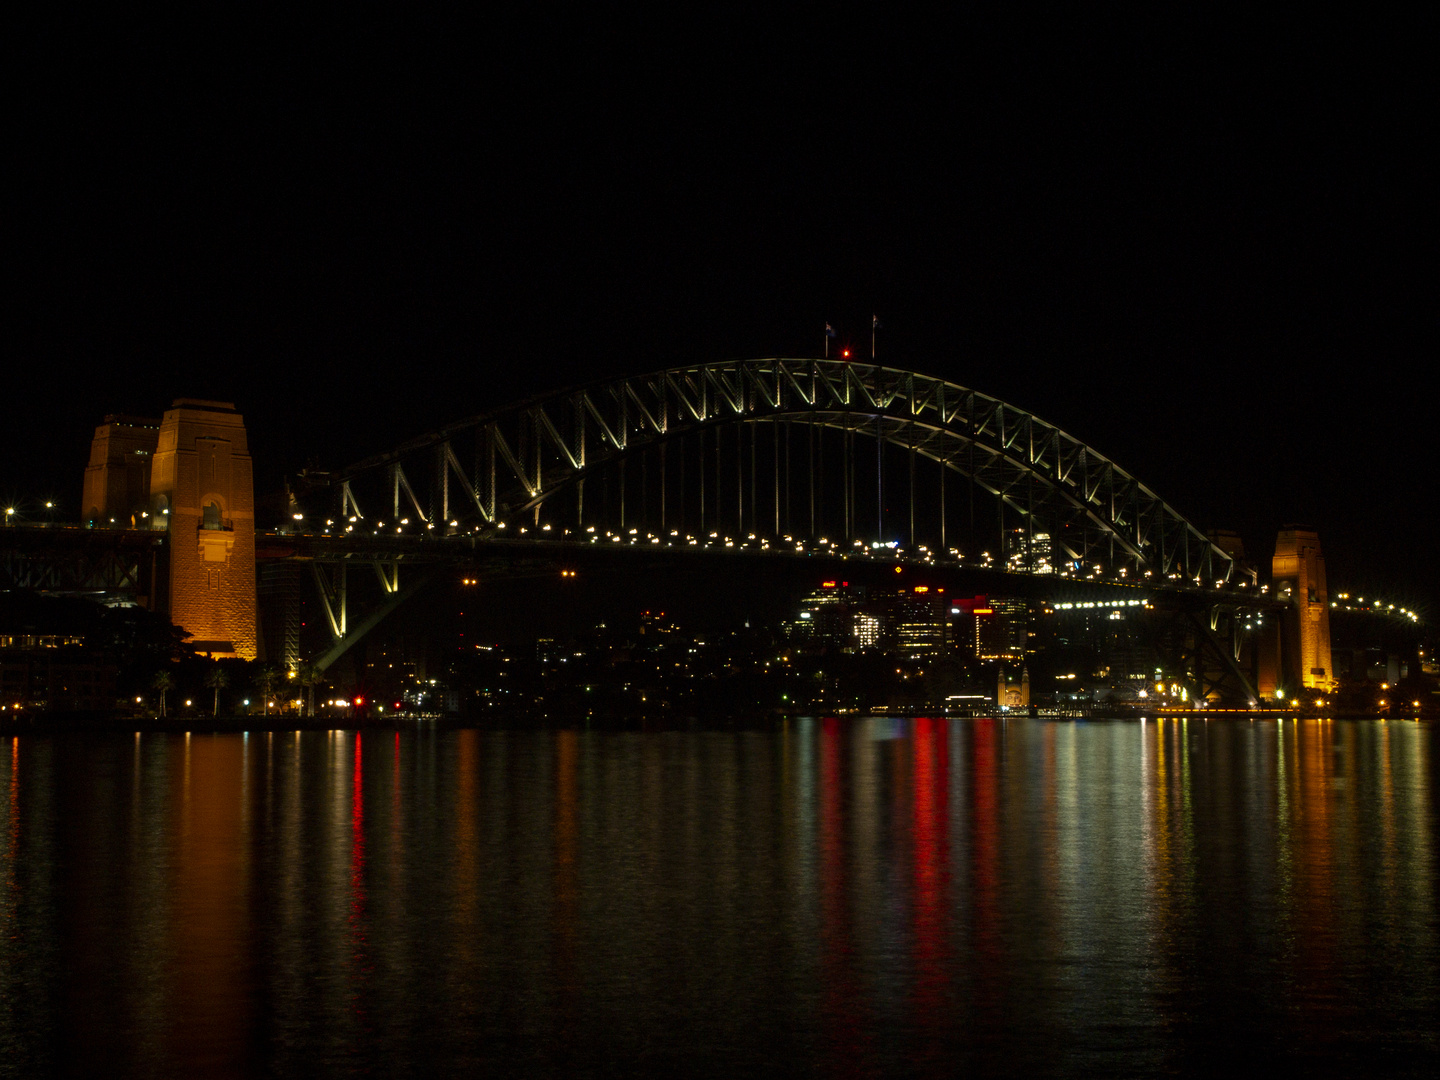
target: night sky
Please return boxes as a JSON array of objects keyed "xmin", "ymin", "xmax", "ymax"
[{"xmin": 9, "ymin": 13, "xmax": 1436, "ymax": 613}]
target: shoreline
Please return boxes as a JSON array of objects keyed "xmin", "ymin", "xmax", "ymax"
[{"xmin": 2, "ymin": 709, "xmax": 1428, "ymax": 736}]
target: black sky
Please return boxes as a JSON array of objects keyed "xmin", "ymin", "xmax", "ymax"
[{"xmin": 8, "ymin": 12, "xmax": 1437, "ymax": 613}]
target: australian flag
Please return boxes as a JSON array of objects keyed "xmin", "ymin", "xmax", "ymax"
[{"xmin": 825, "ymin": 323, "xmax": 836, "ymax": 337}]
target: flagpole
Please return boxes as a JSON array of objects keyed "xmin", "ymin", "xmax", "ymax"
[{"xmin": 871, "ymin": 314, "xmax": 876, "ymax": 360}]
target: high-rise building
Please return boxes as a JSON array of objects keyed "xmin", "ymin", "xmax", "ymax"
[
  {"xmin": 852, "ymin": 613, "xmax": 881, "ymax": 648},
  {"xmin": 1004, "ymin": 527, "xmax": 1054, "ymax": 574},
  {"xmin": 948, "ymin": 600, "xmax": 978, "ymax": 655},
  {"xmin": 789, "ymin": 581, "xmax": 865, "ymax": 649},
  {"xmin": 890, "ymin": 586, "xmax": 947, "ymax": 657}
]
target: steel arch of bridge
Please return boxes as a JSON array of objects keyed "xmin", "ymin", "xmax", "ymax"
[{"xmin": 325, "ymin": 358, "xmax": 1237, "ymax": 589}]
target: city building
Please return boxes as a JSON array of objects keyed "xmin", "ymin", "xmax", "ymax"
[
  {"xmin": 852, "ymin": 613, "xmax": 881, "ymax": 648},
  {"xmin": 0, "ymin": 634, "xmax": 117, "ymax": 712},
  {"xmin": 888, "ymin": 586, "xmax": 948, "ymax": 657},
  {"xmin": 787, "ymin": 580, "xmax": 866, "ymax": 649},
  {"xmin": 1004, "ymin": 527, "xmax": 1053, "ymax": 574},
  {"xmin": 998, "ymin": 665, "xmax": 1030, "ymax": 708}
]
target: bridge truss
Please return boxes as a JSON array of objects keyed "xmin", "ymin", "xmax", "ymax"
[{"xmin": 317, "ymin": 359, "xmax": 1241, "ymax": 591}]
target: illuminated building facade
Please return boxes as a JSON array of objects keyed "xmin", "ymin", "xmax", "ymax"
[
  {"xmin": 963, "ymin": 595, "xmax": 1032, "ymax": 661},
  {"xmin": 852, "ymin": 613, "xmax": 881, "ymax": 648},
  {"xmin": 789, "ymin": 581, "xmax": 864, "ymax": 649},
  {"xmin": 149, "ymin": 400, "xmax": 258, "ymax": 660},
  {"xmin": 947, "ymin": 601, "xmax": 977, "ymax": 655},
  {"xmin": 1004, "ymin": 527, "xmax": 1053, "ymax": 574},
  {"xmin": 890, "ymin": 587, "xmax": 948, "ymax": 657},
  {"xmin": 997, "ymin": 665, "xmax": 1030, "ymax": 707}
]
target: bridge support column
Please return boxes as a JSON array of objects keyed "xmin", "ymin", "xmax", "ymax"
[
  {"xmin": 1271, "ymin": 528, "xmax": 1335, "ymax": 694},
  {"xmin": 149, "ymin": 399, "xmax": 257, "ymax": 659}
]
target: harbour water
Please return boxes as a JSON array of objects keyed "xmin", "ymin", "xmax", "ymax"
[{"xmin": 2, "ymin": 717, "xmax": 1436, "ymax": 1077}]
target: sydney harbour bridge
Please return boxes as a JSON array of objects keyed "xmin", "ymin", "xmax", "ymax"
[{"xmin": 4, "ymin": 358, "xmax": 1370, "ymax": 708}]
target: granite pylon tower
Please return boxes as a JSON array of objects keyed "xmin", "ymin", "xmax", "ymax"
[{"xmin": 148, "ymin": 400, "xmax": 257, "ymax": 659}]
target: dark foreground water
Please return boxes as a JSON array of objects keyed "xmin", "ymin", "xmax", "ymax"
[{"xmin": 1, "ymin": 718, "xmax": 1437, "ymax": 1078}]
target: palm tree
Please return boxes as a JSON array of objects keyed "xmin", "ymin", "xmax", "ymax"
[
  {"xmin": 150, "ymin": 669, "xmax": 175, "ymax": 718},
  {"xmin": 253, "ymin": 666, "xmax": 280, "ymax": 717},
  {"xmin": 204, "ymin": 665, "xmax": 229, "ymax": 717},
  {"xmin": 295, "ymin": 661, "xmax": 324, "ymax": 718}
]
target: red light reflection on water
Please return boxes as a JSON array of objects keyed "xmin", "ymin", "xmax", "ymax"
[
  {"xmin": 554, "ymin": 729, "xmax": 580, "ymax": 1022},
  {"xmin": 911, "ymin": 718, "xmax": 950, "ymax": 1021},
  {"xmin": 970, "ymin": 716, "xmax": 1004, "ymax": 1006},
  {"xmin": 5, "ymin": 739, "xmax": 17, "ymax": 906},
  {"xmin": 349, "ymin": 733, "xmax": 371, "ymax": 1018},
  {"xmin": 351, "ymin": 734, "xmax": 366, "ymax": 919},
  {"xmin": 820, "ymin": 717, "xmax": 867, "ymax": 1074}
]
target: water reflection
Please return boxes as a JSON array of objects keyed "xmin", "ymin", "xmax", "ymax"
[{"xmin": 0, "ymin": 719, "xmax": 1435, "ymax": 1076}]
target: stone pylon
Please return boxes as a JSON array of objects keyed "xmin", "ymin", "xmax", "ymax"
[
  {"xmin": 149, "ymin": 400, "xmax": 257, "ymax": 659},
  {"xmin": 1259, "ymin": 527, "xmax": 1334, "ymax": 695}
]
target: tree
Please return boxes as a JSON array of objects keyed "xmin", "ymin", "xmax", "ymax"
[
  {"xmin": 295, "ymin": 661, "xmax": 324, "ymax": 718},
  {"xmin": 253, "ymin": 666, "xmax": 280, "ymax": 716},
  {"xmin": 204, "ymin": 665, "xmax": 229, "ymax": 717},
  {"xmin": 151, "ymin": 669, "xmax": 175, "ymax": 718}
]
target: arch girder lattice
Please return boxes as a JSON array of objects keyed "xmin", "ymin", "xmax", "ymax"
[{"xmin": 329, "ymin": 359, "xmax": 1233, "ymax": 585}]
